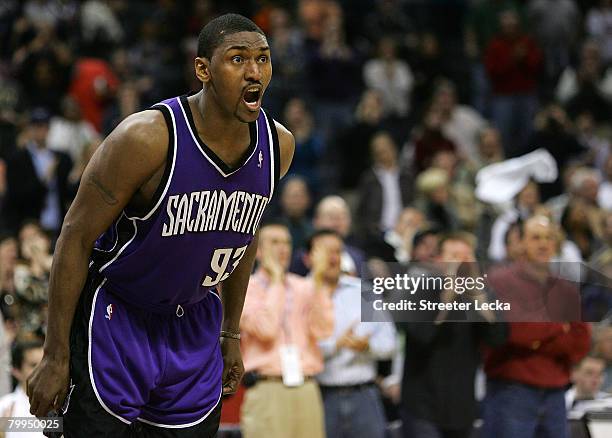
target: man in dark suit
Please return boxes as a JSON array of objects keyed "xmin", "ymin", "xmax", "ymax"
[
  {"xmin": 4, "ymin": 108, "xmax": 72, "ymax": 235},
  {"xmin": 356, "ymin": 131, "xmax": 413, "ymax": 250}
]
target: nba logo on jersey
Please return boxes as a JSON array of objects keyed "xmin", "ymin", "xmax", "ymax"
[
  {"xmin": 258, "ymin": 151, "xmax": 263, "ymax": 168},
  {"xmin": 105, "ymin": 304, "xmax": 114, "ymax": 320}
]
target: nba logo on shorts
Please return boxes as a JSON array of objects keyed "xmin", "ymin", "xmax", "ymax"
[{"xmin": 105, "ymin": 304, "xmax": 114, "ymax": 320}]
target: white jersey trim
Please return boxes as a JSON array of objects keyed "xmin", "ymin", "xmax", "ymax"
[
  {"xmin": 177, "ymin": 97, "xmax": 259, "ymax": 178},
  {"xmin": 125, "ymin": 102, "xmax": 178, "ymax": 221},
  {"xmin": 261, "ymin": 109, "xmax": 275, "ymax": 199}
]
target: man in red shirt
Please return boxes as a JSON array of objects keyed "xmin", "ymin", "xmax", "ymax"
[
  {"xmin": 481, "ymin": 215, "xmax": 591, "ymax": 438},
  {"xmin": 485, "ymin": 9, "xmax": 542, "ymax": 157}
]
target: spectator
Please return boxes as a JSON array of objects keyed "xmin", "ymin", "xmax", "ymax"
[
  {"xmin": 561, "ymin": 198, "xmax": 599, "ymax": 259},
  {"xmin": 482, "ymin": 215, "xmax": 591, "ymax": 438},
  {"xmin": 356, "ymin": 132, "xmax": 412, "ymax": 242},
  {"xmin": 0, "ymin": 237, "xmax": 14, "ymax": 399},
  {"xmin": 411, "ymin": 228, "xmax": 441, "ymax": 264},
  {"xmin": 400, "ymin": 232, "xmax": 506, "ymax": 438},
  {"xmin": 80, "ymin": 0, "xmax": 124, "ymax": 52},
  {"xmin": 412, "ymin": 105, "xmax": 457, "ymax": 173},
  {"xmin": 282, "ymin": 98, "xmax": 325, "ymax": 194},
  {"xmin": 489, "ymin": 215, "xmax": 584, "ymax": 321},
  {"xmin": 556, "ymin": 40, "xmax": 612, "ymax": 122},
  {"xmin": 47, "ymin": 96, "xmax": 99, "ymax": 163},
  {"xmin": 476, "ymin": 126, "xmax": 505, "ymax": 169},
  {"xmin": 0, "ymin": 309, "xmax": 10, "ymax": 398},
  {"xmin": 66, "ymin": 136, "xmax": 100, "ymax": 193},
  {"xmin": 14, "ymin": 221, "xmax": 51, "ymax": 337},
  {"xmin": 291, "ymin": 195, "xmax": 367, "ymax": 278},
  {"xmin": 598, "ymin": 154, "xmax": 612, "ymax": 210},
  {"xmin": 414, "ymin": 167, "xmax": 459, "ymax": 231},
  {"xmin": 102, "ymin": 82, "xmax": 142, "ymax": 135},
  {"xmin": 464, "ymin": 0, "xmax": 525, "ymax": 114},
  {"xmin": 0, "ymin": 340, "xmax": 44, "ymax": 433},
  {"xmin": 240, "ymin": 222, "xmax": 333, "ymax": 438},
  {"xmin": 430, "ymin": 149, "xmax": 482, "ymax": 232},
  {"xmin": 335, "ymin": 89, "xmax": 385, "ymax": 190},
  {"xmin": 593, "ymin": 322, "xmax": 612, "ymax": 391},
  {"xmin": 22, "ymin": 0, "xmax": 77, "ymax": 30},
  {"xmin": 367, "ymin": 207, "xmax": 425, "ymax": 264},
  {"xmin": 431, "ymin": 80, "xmax": 487, "ymax": 161},
  {"xmin": 314, "ymin": 229, "xmax": 397, "ymax": 438},
  {"xmin": 586, "ymin": 0, "xmax": 612, "ymax": 64},
  {"xmin": 363, "ymin": 0, "xmax": 413, "ymax": 44},
  {"xmin": 0, "ymin": 234, "xmax": 18, "ymax": 322},
  {"xmin": 575, "ymin": 111, "xmax": 610, "ymax": 174},
  {"xmin": 69, "ymin": 57, "xmax": 120, "ymax": 132},
  {"xmin": 581, "ymin": 253, "xmax": 612, "ymax": 323},
  {"xmin": 566, "ymin": 355, "xmax": 610, "ymax": 411},
  {"xmin": 546, "ymin": 165, "xmax": 601, "ymax": 225},
  {"xmin": 527, "ymin": 0, "xmax": 580, "ymax": 89},
  {"xmin": 410, "ymin": 33, "xmax": 449, "ymax": 112},
  {"xmin": 363, "ymin": 36, "xmax": 413, "ymax": 118},
  {"xmin": 485, "ymin": 9, "xmax": 542, "ymax": 156},
  {"xmin": 4, "ymin": 108, "xmax": 72, "ymax": 235},
  {"xmin": 264, "ymin": 7, "xmax": 306, "ymax": 117},
  {"xmin": 0, "ymin": 74, "xmax": 24, "ymax": 162},
  {"xmin": 590, "ymin": 210, "xmax": 612, "ymax": 264},
  {"xmin": 277, "ymin": 176, "xmax": 313, "ymax": 252},
  {"xmin": 504, "ymin": 221, "xmax": 525, "ymax": 262},
  {"xmin": 527, "ymin": 104, "xmax": 586, "ymax": 200},
  {"xmin": 12, "ymin": 24, "xmax": 72, "ymax": 113},
  {"xmin": 307, "ymin": 6, "xmax": 362, "ymax": 142}
]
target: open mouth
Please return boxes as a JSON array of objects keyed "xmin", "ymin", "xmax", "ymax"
[{"xmin": 242, "ymin": 86, "xmax": 262, "ymax": 110}]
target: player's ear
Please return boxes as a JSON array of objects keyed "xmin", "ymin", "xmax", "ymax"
[{"xmin": 195, "ymin": 57, "xmax": 211, "ymax": 83}]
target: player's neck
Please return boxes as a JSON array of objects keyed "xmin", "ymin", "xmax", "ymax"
[{"xmin": 195, "ymin": 91, "xmax": 250, "ymax": 148}]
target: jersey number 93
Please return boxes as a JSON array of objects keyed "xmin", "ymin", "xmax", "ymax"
[{"xmin": 202, "ymin": 245, "xmax": 248, "ymax": 287}]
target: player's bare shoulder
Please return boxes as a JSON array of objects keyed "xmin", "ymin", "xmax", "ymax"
[
  {"xmin": 104, "ymin": 109, "xmax": 169, "ymax": 171},
  {"xmin": 274, "ymin": 120, "xmax": 295, "ymax": 178}
]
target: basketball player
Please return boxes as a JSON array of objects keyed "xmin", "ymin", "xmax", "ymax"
[{"xmin": 26, "ymin": 14, "xmax": 294, "ymax": 437}]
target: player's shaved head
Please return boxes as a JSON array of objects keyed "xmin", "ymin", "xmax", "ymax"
[{"xmin": 197, "ymin": 13, "xmax": 265, "ymax": 59}]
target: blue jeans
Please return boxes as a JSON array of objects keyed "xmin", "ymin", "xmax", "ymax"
[
  {"xmin": 481, "ymin": 381, "xmax": 568, "ymax": 438},
  {"xmin": 490, "ymin": 94, "xmax": 538, "ymax": 157},
  {"xmin": 321, "ymin": 384, "xmax": 387, "ymax": 438}
]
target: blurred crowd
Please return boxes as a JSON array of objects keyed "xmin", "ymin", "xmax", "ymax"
[{"xmin": 0, "ymin": 0, "xmax": 611, "ymax": 437}]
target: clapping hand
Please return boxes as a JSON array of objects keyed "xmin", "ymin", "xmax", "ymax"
[{"xmin": 336, "ymin": 323, "xmax": 370, "ymax": 353}]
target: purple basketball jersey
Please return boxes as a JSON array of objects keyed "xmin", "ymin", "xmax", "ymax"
[{"xmin": 91, "ymin": 95, "xmax": 280, "ymax": 308}]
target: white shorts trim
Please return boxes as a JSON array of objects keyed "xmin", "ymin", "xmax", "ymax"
[
  {"xmin": 136, "ymin": 386, "xmax": 222, "ymax": 428},
  {"xmin": 87, "ymin": 278, "xmax": 132, "ymax": 425}
]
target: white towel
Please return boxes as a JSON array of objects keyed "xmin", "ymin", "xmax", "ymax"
[{"xmin": 476, "ymin": 148, "xmax": 558, "ymax": 204}]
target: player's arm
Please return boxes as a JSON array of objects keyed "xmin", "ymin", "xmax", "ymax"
[
  {"xmin": 219, "ymin": 122, "xmax": 293, "ymax": 332},
  {"xmin": 27, "ymin": 110, "xmax": 168, "ymax": 417},
  {"xmin": 218, "ymin": 121, "xmax": 294, "ymax": 395}
]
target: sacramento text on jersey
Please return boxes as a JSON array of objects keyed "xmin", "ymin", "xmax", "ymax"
[{"xmin": 162, "ymin": 189, "xmax": 269, "ymax": 237}]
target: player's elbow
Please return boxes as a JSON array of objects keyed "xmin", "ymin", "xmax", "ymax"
[{"xmin": 58, "ymin": 219, "xmax": 96, "ymax": 253}]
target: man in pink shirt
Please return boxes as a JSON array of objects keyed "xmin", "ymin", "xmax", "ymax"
[{"xmin": 240, "ymin": 221, "xmax": 334, "ymax": 438}]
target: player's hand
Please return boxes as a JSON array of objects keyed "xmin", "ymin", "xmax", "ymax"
[
  {"xmin": 220, "ymin": 337, "xmax": 244, "ymax": 396},
  {"xmin": 26, "ymin": 354, "xmax": 69, "ymax": 417}
]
